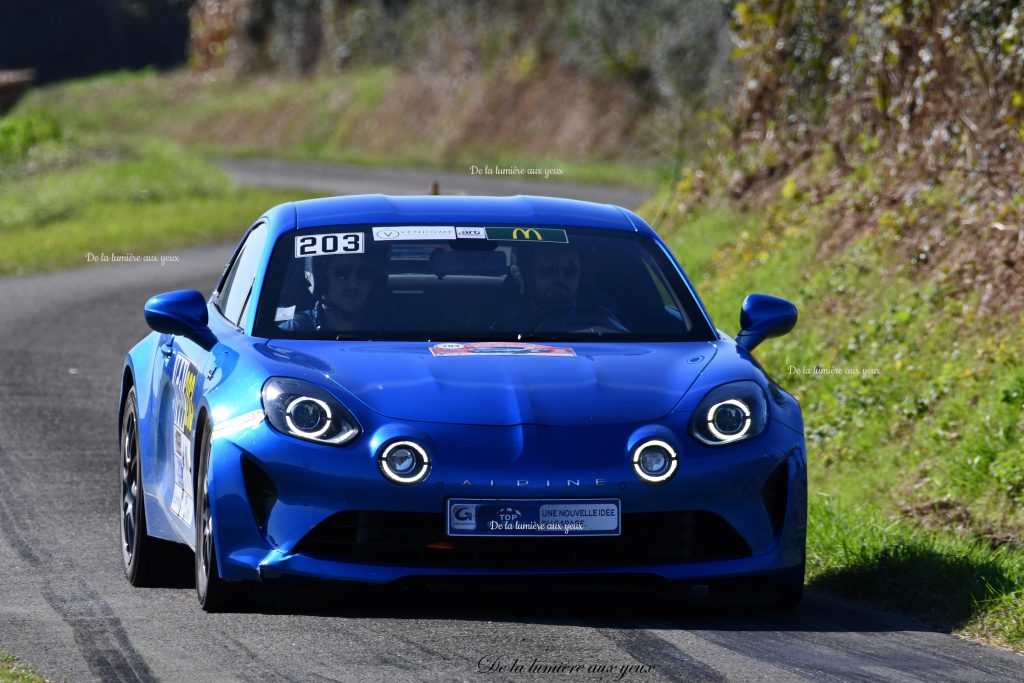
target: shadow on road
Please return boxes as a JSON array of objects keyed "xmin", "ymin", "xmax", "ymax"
[
  {"xmin": 810, "ymin": 544, "xmax": 1018, "ymax": 635},
  {"xmin": 228, "ymin": 576, "xmax": 939, "ymax": 635}
]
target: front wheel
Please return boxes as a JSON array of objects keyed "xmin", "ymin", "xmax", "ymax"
[
  {"xmin": 120, "ymin": 387, "xmax": 189, "ymax": 586},
  {"xmin": 195, "ymin": 417, "xmax": 244, "ymax": 612}
]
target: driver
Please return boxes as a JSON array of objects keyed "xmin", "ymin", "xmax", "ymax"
[
  {"xmin": 280, "ymin": 250, "xmax": 387, "ymax": 333},
  {"xmin": 528, "ymin": 244, "xmax": 582, "ymax": 308}
]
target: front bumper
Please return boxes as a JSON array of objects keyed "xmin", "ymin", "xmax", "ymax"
[{"xmin": 208, "ymin": 415, "xmax": 807, "ymax": 584}]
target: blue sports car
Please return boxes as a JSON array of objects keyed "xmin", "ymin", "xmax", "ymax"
[{"xmin": 118, "ymin": 195, "xmax": 806, "ymax": 611}]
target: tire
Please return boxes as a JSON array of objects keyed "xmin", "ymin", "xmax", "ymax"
[
  {"xmin": 120, "ymin": 387, "xmax": 189, "ymax": 587},
  {"xmin": 195, "ymin": 416, "xmax": 245, "ymax": 612}
]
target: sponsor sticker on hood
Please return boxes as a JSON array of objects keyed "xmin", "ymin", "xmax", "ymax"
[{"xmin": 429, "ymin": 342, "xmax": 576, "ymax": 357}]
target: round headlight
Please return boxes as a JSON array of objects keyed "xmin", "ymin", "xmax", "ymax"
[
  {"xmin": 262, "ymin": 377, "xmax": 360, "ymax": 445},
  {"xmin": 379, "ymin": 441, "xmax": 430, "ymax": 484},
  {"xmin": 632, "ymin": 439, "xmax": 678, "ymax": 483},
  {"xmin": 285, "ymin": 397, "xmax": 332, "ymax": 437},
  {"xmin": 706, "ymin": 399, "xmax": 751, "ymax": 442},
  {"xmin": 689, "ymin": 381, "xmax": 768, "ymax": 447}
]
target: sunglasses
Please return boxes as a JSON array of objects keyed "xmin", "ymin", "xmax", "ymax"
[
  {"xmin": 329, "ymin": 264, "xmax": 376, "ymax": 282},
  {"xmin": 535, "ymin": 260, "xmax": 580, "ymax": 278}
]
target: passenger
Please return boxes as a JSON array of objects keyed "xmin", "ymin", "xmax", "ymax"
[{"xmin": 490, "ymin": 244, "xmax": 627, "ymax": 332}]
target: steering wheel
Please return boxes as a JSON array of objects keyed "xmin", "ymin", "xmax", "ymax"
[{"xmin": 531, "ymin": 303, "xmax": 629, "ymax": 334}]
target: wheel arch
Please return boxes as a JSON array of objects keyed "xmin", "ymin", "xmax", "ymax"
[
  {"xmin": 193, "ymin": 402, "xmax": 212, "ymax": 518},
  {"xmin": 118, "ymin": 363, "xmax": 136, "ymax": 432}
]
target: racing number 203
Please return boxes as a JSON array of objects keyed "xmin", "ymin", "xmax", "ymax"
[{"xmin": 294, "ymin": 233, "xmax": 364, "ymax": 258}]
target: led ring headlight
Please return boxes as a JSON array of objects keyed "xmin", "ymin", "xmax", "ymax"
[
  {"xmin": 688, "ymin": 381, "xmax": 767, "ymax": 446},
  {"xmin": 284, "ymin": 397, "xmax": 332, "ymax": 438},
  {"xmin": 706, "ymin": 399, "xmax": 751, "ymax": 442},
  {"xmin": 631, "ymin": 439, "xmax": 678, "ymax": 483},
  {"xmin": 379, "ymin": 440, "xmax": 430, "ymax": 484}
]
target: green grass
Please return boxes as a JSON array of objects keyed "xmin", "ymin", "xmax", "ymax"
[
  {"xmin": 663, "ymin": 203, "xmax": 1024, "ymax": 649},
  {"xmin": 0, "ymin": 133, "xmax": 311, "ymax": 276},
  {"xmin": 1, "ymin": 66, "xmax": 660, "ymax": 281},
  {"xmin": 809, "ymin": 496, "xmax": 1024, "ymax": 645},
  {"xmin": 0, "ymin": 65, "xmax": 662, "ymax": 282},
  {"xmin": 0, "ymin": 651, "xmax": 44, "ymax": 683},
  {"xmin": 17, "ymin": 68, "xmax": 661, "ymax": 189}
]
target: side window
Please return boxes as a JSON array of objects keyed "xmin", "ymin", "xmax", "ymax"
[{"xmin": 217, "ymin": 223, "xmax": 269, "ymax": 326}]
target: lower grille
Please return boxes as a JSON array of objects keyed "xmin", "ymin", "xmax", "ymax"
[{"xmin": 293, "ymin": 510, "xmax": 752, "ymax": 568}]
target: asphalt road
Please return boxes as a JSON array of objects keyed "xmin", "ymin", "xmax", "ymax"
[
  {"xmin": 0, "ymin": 165, "xmax": 1021, "ymax": 682},
  {"xmin": 215, "ymin": 158, "xmax": 650, "ymax": 208}
]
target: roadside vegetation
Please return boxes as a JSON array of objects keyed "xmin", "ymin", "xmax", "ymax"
[
  {"xmin": 656, "ymin": 0, "xmax": 1024, "ymax": 649},
  {"xmin": 14, "ymin": 0, "xmax": 737, "ymax": 190},
  {"xmin": 0, "ymin": 111, "xmax": 309, "ymax": 276},
  {"xmin": 663, "ymin": 206, "xmax": 1024, "ymax": 647},
  {"xmin": 4, "ymin": 0, "xmax": 730, "ymax": 274},
  {"xmin": 17, "ymin": 68, "xmax": 664, "ymax": 189},
  {"xmin": 0, "ymin": 651, "xmax": 44, "ymax": 683}
]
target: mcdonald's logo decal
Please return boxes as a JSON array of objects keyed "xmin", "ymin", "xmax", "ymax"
[
  {"xmin": 513, "ymin": 228, "xmax": 543, "ymax": 240},
  {"xmin": 485, "ymin": 227, "xmax": 569, "ymax": 243}
]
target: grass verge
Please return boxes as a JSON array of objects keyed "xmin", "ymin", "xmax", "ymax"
[
  {"xmin": 809, "ymin": 496, "xmax": 1024, "ymax": 645},
  {"xmin": 0, "ymin": 651, "xmax": 44, "ymax": 683},
  {"xmin": 660, "ymin": 201, "xmax": 1024, "ymax": 650},
  {"xmin": 17, "ymin": 68, "xmax": 665, "ymax": 189},
  {"xmin": 0, "ymin": 133, "xmax": 311, "ymax": 277}
]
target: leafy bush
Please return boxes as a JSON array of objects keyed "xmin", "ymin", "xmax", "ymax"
[
  {"xmin": 731, "ymin": 0, "xmax": 1024, "ymax": 166},
  {"xmin": 0, "ymin": 112, "xmax": 63, "ymax": 169}
]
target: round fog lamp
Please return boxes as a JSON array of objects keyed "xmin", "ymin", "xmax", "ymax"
[
  {"xmin": 379, "ymin": 441, "xmax": 430, "ymax": 484},
  {"xmin": 631, "ymin": 439, "xmax": 678, "ymax": 484},
  {"xmin": 387, "ymin": 447, "xmax": 416, "ymax": 474},
  {"xmin": 639, "ymin": 448, "xmax": 669, "ymax": 476}
]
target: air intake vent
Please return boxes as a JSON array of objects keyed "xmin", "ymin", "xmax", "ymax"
[
  {"xmin": 241, "ymin": 456, "xmax": 278, "ymax": 533},
  {"xmin": 293, "ymin": 510, "xmax": 752, "ymax": 568},
  {"xmin": 762, "ymin": 459, "xmax": 789, "ymax": 537}
]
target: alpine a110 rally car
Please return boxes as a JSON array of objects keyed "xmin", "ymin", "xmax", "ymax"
[{"xmin": 118, "ymin": 194, "xmax": 806, "ymax": 611}]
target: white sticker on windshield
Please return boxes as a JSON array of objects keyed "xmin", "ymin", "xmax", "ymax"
[
  {"xmin": 456, "ymin": 227, "xmax": 487, "ymax": 239},
  {"xmin": 275, "ymin": 306, "xmax": 296, "ymax": 322},
  {"xmin": 294, "ymin": 233, "xmax": 364, "ymax": 257},
  {"xmin": 373, "ymin": 226, "xmax": 456, "ymax": 241}
]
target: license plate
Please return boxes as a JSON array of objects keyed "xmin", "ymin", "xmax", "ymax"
[{"xmin": 447, "ymin": 498, "xmax": 621, "ymax": 537}]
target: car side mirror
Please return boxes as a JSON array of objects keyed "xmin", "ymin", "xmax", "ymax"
[
  {"xmin": 735, "ymin": 294, "xmax": 797, "ymax": 352},
  {"xmin": 144, "ymin": 289, "xmax": 218, "ymax": 351}
]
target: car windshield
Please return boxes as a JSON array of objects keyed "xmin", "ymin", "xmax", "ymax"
[{"xmin": 253, "ymin": 225, "xmax": 716, "ymax": 342}]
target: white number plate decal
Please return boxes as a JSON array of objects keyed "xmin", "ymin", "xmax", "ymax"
[
  {"xmin": 447, "ymin": 498, "xmax": 621, "ymax": 537},
  {"xmin": 294, "ymin": 233, "xmax": 364, "ymax": 257}
]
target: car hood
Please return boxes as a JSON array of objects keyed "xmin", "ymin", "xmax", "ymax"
[{"xmin": 263, "ymin": 340, "xmax": 718, "ymax": 426}]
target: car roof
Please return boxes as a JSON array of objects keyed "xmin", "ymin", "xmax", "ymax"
[{"xmin": 264, "ymin": 194, "xmax": 653, "ymax": 240}]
